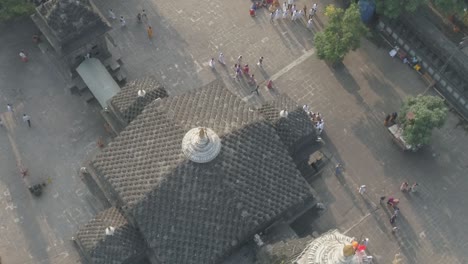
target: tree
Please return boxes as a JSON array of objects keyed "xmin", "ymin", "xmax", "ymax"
[
  {"xmin": 432, "ymin": 0, "xmax": 468, "ymax": 26},
  {"xmin": 375, "ymin": 0, "xmax": 427, "ymax": 18},
  {"xmin": 314, "ymin": 4, "xmax": 368, "ymax": 64},
  {"xmin": 0, "ymin": 0, "xmax": 35, "ymax": 22},
  {"xmin": 399, "ymin": 95, "xmax": 448, "ymax": 146},
  {"xmin": 432, "ymin": 0, "xmax": 467, "ymax": 16}
]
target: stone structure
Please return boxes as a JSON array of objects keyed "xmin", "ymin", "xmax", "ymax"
[
  {"xmin": 293, "ymin": 229, "xmax": 370, "ymax": 264},
  {"xmin": 181, "ymin": 127, "xmax": 222, "ymax": 163},
  {"xmin": 75, "ymin": 80, "xmax": 318, "ymax": 264},
  {"xmin": 259, "ymin": 95, "xmax": 317, "ymax": 154},
  {"xmin": 31, "ymin": 0, "xmax": 111, "ymax": 71},
  {"xmin": 107, "ymin": 76, "xmax": 168, "ymax": 129}
]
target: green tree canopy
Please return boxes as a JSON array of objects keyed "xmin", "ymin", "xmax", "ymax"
[
  {"xmin": 314, "ymin": 3, "xmax": 368, "ymax": 64},
  {"xmin": 0, "ymin": 0, "xmax": 35, "ymax": 22},
  {"xmin": 432, "ymin": 0, "xmax": 467, "ymax": 16},
  {"xmin": 399, "ymin": 95, "xmax": 448, "ymax": 146},
  {"xmin": 375, "ymin": 0, "xmax": 427, "ymax": 18}
]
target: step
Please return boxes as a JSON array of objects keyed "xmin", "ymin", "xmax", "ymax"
[
  {"xmin": 81, "ymin": 89, "xmax": 95, "ymax": 103},
  {"xmin": 113, "ymin": 69, "xmax": 127, "ymax": 84},
  {"xmin": 72, "ymin": 77, "xmax": 88, "ymax": 92}
]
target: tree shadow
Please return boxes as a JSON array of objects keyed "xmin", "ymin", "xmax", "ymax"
[
  {"xmin": 329, "ymin": 63, "xmax": 365, "ymax": 104},
  {"xmin": 361, "ymin": 71, "xmax": 403, "ymax": 113}
]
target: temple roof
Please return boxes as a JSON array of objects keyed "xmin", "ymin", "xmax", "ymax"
[
  {"xmin": 110, "ymin": 76, "xmax": 168, "ymax": 124},
  {"xmin": 259, "ymin": 95, "xmax": 317, "ymax": 152},
  {"xmin": 91, "ymin": 80, "xmax": 313, "ymax": 263},
  {"xmin": 35, "ymin": 0, "xmax": 109, "ymax": 51},
  {"xmin": 75, "ymin": 207, "xmax": 146, "ymax": 264}
]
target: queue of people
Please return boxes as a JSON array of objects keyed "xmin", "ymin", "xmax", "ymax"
[
  {"xmin": 303, "ymin": 105, "xmax": 324, "ymax": 134},
  {"xmin": 250, "ymin": 0, "xmax": 318, "ymax": 29}
]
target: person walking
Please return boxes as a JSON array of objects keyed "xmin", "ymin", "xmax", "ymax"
[
  {"xmin": 303, "ymin": 5, "xmax": 307, "ymax": 18},
  {"xmin": 237, "ymin": 55, "xmax": 243, "ymax": 65},
  {"xmin": 252, "ymin": 85, "xmax": 260, "ymax": 95},
  {"xmin": 275, "ymin": 9, "xmax": 281, "ymax": 21},
  {"xmin": 147, "ymin": 26, "xmax": 153, "ymax": 39},
  {"xmin": 142, "ymin": 9, "xmax": 148, "ymax": 21},
  {"xmin": 257, "ymin": 56, "xmax": 264, "ymax": 67},
  {"xmin": 209, "ymin": 58, "xmax": 215, "ymax": 68},
  {"xmin": 384, "ymin": 113, "xmax": 391, "ymax": 126},
  {"xmin": 283, "ymin": 1, "xmax": 287, "ymax": 12},
  {"xmin": 137, "ymin": 13, "xmax": 142, "ymax": 23},
  {"xmin": 19, "ymin": 50, "xmax": 28, "ymax": 62},
  {"xmin": 108, "ymin": 9, "xmax": 116, "ymax": 20},
  {"xmin": 380, "ymin": 196, "xmax": 386, "ymax": 204},
  {"xmin": 358, "ymin": 185, "xmax": 366, "ymax": 195},
  {"xmin": 307, "ymin": 18, "xmax": 313, "ymax": 29},
  {"xmin": 218, "ymin": 52, "xmax": 225, "ymax": 65},
  {"xmin": 390, "ymin": 213, "xmax": 397, "ymax": 224},
  {"xmin": 291, "ymin": 9, "xmax": 297, "ymax": 21},
  {"xmin": 22, "ymin": 114, "xmax": 31, "ymax": 127},
  {"xmin": 7, "ymin": 104, "xmax": 13, "ymax": 112},
  {"xmin": 400, "ymin": 181, "xmax": 409, "ymax": 192},
  {"xmin": 249, "ymin": 74, "xmax": 256, "ymax": 85},
  {"xmin": 120, "ymin": 16, "xmax": 126, "ymax": 27},
  {"xmin": 297, "ymin": 10, "xmax": 304, "ymax": 21},
  {"xmin": 361, "ymin": 238, "xmax": 369, "ymax": 247},
  {"xmin": 390, "ymin": 112, "xmax": 398, "ymax": 124},
  {"xmin": 409, "ymin": 182, "xmax": 419, "ymax": 192},
  {"xmin": 236, "ymin": 64, "xmax": 242, "ymax": 79},
  {"xmin": 312, "ymin": 3, "xmax": 318, "ymax": 16},
  {"xmin": 270, "ymin": 11, "xmax": 275, "ymax": 22},
  {"xmin": 233, "ymin": 63, "xmax": 238, "ymax": 78},
  {"xmin": 242, "ymin": 64, "xmax": 250, "ymax": 75},
  {"xmin": 334, "ymin": 163, "xmax": 343, "ymax": 176},
  {"xmin": 287, "ymin": 0, "xmax": 293, "ymax": 10},
  {"xmin": 282, "ymin": 8, "xmax": 289, "ymax": 19}
]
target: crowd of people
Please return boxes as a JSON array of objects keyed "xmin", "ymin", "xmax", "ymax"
[
  {"xmin": 250, "ymin": 0, "xmax": 318, "ymax": 30},
  {"xmin": 377, "ymin": 181, "xmax": 419, "ymax": 232},
  {"xmin": 303, "ymin": 104, "xmax": 324, "ymax": 134}
]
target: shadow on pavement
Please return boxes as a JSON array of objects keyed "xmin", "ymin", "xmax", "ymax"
[
  {"xmin": 362, "ymin": 71, "xmax": 402, "ymax": 113},
  {"xmin": 329, "ymin": 63, "xmax": 365, "ymax": 103}
]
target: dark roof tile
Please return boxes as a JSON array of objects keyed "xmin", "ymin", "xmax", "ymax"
[
  {"xmin": 259, "ymin": 95, "xmax": 317, "ymax": 151},
  {"xmin": 75, "ymin": 207, "xmax": 146, "ymax": 264},
  {"xmin": 92, "ymin": 80, "xmax": 313, "ymax": 263},
  {"xmin": 110, "ymin": 76, "xmax": 168, "ymax": 123}
]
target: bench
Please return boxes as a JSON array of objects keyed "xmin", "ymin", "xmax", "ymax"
[{"xmin": 421, "ymin": 72, "xmax": 434, "ymax": 86}]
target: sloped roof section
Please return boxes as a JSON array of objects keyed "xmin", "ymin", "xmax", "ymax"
[
  {"xmin": 75, "ymin": 207, "xmax": 146, "ymax": 264},
  {"xmin": 92, "ymin": 80, "xmax": 313, "ymax": 264},
  {"xmin": 110, "ymin": 77, "xmax": 168, "ymax": 123},
  {"xmin": 38, "ymin": 0, "xmax": 109, "ymax": 44},
  {"xmin": 259, "ymin": 95, "xmax": 316, "ymax": 151}
]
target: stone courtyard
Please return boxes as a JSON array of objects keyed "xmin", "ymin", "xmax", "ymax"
[{"xmin": 1, "ymin": 0, "xmax": 468, "ymax": 263}]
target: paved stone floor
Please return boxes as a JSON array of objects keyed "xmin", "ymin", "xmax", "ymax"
[
  {"xmin": 0, "ymin": 19, "xmax": 107, "ymax": 263},
  {"xmin": 1, "ymin": 0, "xmax": 468, "ymax": 263}
]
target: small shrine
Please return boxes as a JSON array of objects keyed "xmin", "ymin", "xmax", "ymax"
[{"xmin": 293, "ymin": 229, "xmax": 372, "ymax": 264}]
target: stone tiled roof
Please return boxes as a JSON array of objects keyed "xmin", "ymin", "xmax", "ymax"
[
  {"xmin": 259, "ymin": 95, "xmax": 316, "ymax": 151},
  {"xmin": 38, "ymin": 0, "xmax": 109, "ymax": 44},
  {"xmin": 92, "ymin": 80, "xmax": 313, "ymax": 264},
  {"xmin": 110, "ymin": 77, "xmax": 168, "ymax": 124},
  {"xmin": 75, "ymin": 207, "xmax": 146, "ymax": 264}
]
